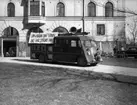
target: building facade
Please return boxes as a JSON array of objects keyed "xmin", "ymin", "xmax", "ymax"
[{"xmin": 0, "ymin": 0, "xmax": 125, "ymax": 57}]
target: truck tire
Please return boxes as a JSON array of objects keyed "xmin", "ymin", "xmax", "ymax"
[
  {"xmin": 39, "ymin": 54, "xmax": 45, "ymax": 63},
  {"xmin": 91, "ymin": 62, "xmax": 98, "ymax": 66},
  {"xmin": 77, "ymin": 57, "xmax": 87, "ymax": 66},
  {"xmin": 134, "ymin": 56, "xmax": 137, "ymax": 59}
]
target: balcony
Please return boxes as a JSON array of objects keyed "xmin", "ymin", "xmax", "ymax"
[
  {"xmin": 28, "ymin": 16, "xmax": 46, "ymax": 24},
  {"xmin": 22, "ymin": 0, "xmax": 46, "ymax": 24}
]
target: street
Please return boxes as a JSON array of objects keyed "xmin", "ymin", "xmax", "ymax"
[{"xmin": 0, "ymin": 58, "xmax": 137, "ymax": 105}]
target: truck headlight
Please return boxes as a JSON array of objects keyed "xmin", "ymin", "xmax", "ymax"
[{"xmin": 87, "ymin": 50, "xmax": 91, "ymax": 55}]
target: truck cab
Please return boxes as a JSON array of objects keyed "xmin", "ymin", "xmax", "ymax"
[
  {"xmin": 29, "ymin": 32, "xmax": 98, "ymax": 66},
  {"xmin": 53, "ymin": 35, "xmax": 97, "ymax": 66}
]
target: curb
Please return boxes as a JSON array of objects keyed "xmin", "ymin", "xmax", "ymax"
[{"xmin": 0, "ymin": 57, "xmax": 137, "ymax": 85}]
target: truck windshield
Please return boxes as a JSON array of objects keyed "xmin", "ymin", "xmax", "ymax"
[{"xmin": 81, "ymin": 40, "xmax": 96, "ymax": 48}]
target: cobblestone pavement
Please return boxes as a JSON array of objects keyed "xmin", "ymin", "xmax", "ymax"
[{"xmin": 0, "ymin": 59, "xmax": 137, "ymax": 105}]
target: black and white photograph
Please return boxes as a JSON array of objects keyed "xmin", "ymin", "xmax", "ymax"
[{"xmin": 0, "ymin": 0, "xmax": 137, "ymax": 104}]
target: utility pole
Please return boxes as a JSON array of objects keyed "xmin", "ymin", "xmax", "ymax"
[{"xmin": 82, "ymin": 0, "xmax": 85, "ymax": 32}]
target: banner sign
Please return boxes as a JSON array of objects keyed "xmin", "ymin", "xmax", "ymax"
[{"xmin": 29, "ymin": 32, "xmax": 58, "ymax": 44}]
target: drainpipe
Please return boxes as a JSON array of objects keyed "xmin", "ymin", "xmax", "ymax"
[
  {"xmin": 82, "ymin": 0, "xmax": 85, "ymax": 32},
  {"xmin": 1, "ymin": 38, "xmax": 3, "ymax": 57}
]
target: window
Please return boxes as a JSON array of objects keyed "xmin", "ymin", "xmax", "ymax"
[
  {"xmin": 41, "ymin": 2, "xmax": 45, "ymax": 16},
  {"xmin": 3, "ymin": 26, "xmax": 19, "ymax": 37},
  {"xmin": 105, "ymin": 2, "xmax": 113, "ymax": 17},
  {"xmin": 71, "ymin": 40, "xmax": 77, "ymax": 47},
  {"xmin": 97, "ymin": 24, "xmax": 105, "ymax": 35},
  {"xmin": 7, "ymin": 3, "xmax": 15, "ymax": 17},
  {"xmin": 88, "ymin": 2, "xmax": 96, "ymax": 17},
  {"xmin": 81, "ymin": 40, "xmax": 94, "ymax": 48},
  {"xmin": 41, "ymin": 45, "xmax": 46, "ymax": 51},
  {"xmin": 30, "ymin": 1, "xmax": 40, "ymax": 16},
  {"xmin": 54, "ymin": 39, "xmax": 63, "ymax": 47},
  {"xmin": 57, "ymin": 2, "xmax": 65, "ymax": 16},
  {"xmin": 47, "ymin": 46, "xmax": 53, "ymax": 52},
  {"xmin": 85, "ymin": 41, "xmax": 91, "ymax": 47}
]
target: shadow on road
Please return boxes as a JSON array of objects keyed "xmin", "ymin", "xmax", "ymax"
[
  {"xmin": 11, "ymin": 57, "xmax": 137, "ymax": 68},
  {"xmin": 12, "ymin": 58, "xmax": 96, "ymax": 67},
  {"xmin": 101, "ymin": 57, "xmax": 137, "ymax": 68}
]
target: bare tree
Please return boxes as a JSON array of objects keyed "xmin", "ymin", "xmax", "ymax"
[{"xmin": 127, "ymin": 17, "xmax": 137, "ymax": 45}]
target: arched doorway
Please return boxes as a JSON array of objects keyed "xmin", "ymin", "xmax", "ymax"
[
  {"xmin": 53, "ymin": 26, "xmax": 68, "ymax": 34},
  {"xmin": 1, "ymin": 26, "xmax": 19, "ymax": 57},
  {"xmin": 26, "ymin": 27, "xmax": 43, "ymax": 57}
]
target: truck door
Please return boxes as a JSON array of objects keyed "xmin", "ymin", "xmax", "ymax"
[
  {"xmin": 53, "ymin": 38, "xmax": 67, "ymax": 61},
  {"xmin": 66, "ymin": 39, "xmax": 81, "ymax": 62}
]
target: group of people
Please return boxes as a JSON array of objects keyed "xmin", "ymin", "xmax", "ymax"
[
  {"xmin": 89, "ymin": 44, "xmax": 126, "ymax": 62},
  {"xmin": 4, "ymin": 47, "xmax": 16, "ymax": 57},
  {"xmin": 94, "ymin": 48, "xmax": 103, "ymax": 62},
  {"xmin": 89, "ymin": 47, "xmax": 103, "ymax": 62},
  {"xmin": 113, "ymin": 45, "xmax": 125, "ymax": 58}
]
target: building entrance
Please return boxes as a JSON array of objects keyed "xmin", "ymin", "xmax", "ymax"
[
  {"xmin": 3, "ymin": 40, "xmax": 16, "ymax": 57},
  {"xmin": 1, "ymin": 26, "xmax": 19, "ymax": 57}
]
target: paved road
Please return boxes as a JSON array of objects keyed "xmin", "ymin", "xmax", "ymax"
[{"xmin": 0, "ymin": 57, "xmax": 137, "ymax": 77}]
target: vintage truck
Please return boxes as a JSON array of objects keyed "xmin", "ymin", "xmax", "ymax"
[{"xmin": 29, "ymin": 32, "xmax": 99, "ymax": 66}]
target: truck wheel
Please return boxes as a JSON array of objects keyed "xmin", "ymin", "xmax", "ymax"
[
  {"xmin": 39, "ymin": 54, "xmax": 45, "ymax": 63},
  {"xmin": 91, "ymin": 62, "xmax": 98, "ymax": 66},
  {"xmin": 134, "ymin": 56, "xmax": 137, "ymax": 59},
  {"xmin": 77, "ymin": 57, "xmax": 87, "ymax": 66}
]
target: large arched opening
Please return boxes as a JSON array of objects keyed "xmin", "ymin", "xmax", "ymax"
[{"xmin": 1, "ymin": 26, "xmax": 19, "ymax": 57}]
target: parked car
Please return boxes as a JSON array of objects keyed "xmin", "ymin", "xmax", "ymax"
[
  {"xmin": 116, "ymin": 46, "xmax": 137, "ymax": 58},
  {"xmin": 125, "ymin": 46, "xmax": 137, "ymax": 58}
]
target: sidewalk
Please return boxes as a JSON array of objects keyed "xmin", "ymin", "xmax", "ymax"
[{"xmin": 0, "ymin": 57, "xmax": 137, "ymax": 77}]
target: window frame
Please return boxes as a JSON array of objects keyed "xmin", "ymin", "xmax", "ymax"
[
  {"xmin": 97, "ymin": 24, "xmax": 105, "ymax": 35},
  {"xmin": 57, "ymin": 2, "xmax": 65, "ymax": 17},
  {"xmin": 30, "ymin": 1, "xmax": 40, "ymax": 16},
  {"xmin": 71, "ymin": 40, "xmax": 77, "ymax": 47},
  {"xmin": 105, "ymin": 2, "xmax": 113, "ymax": 17},
  {"xmin": 88, "ymin": 2, "xmax": 96, "ymax": 17},
  {"xmin": 7, "ymin": 2, "xmax": 15, "ymax": 17}
]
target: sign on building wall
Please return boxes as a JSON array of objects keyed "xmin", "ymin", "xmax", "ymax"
[{"xmin": 29, "ymin": 32, "xmax": 58, "ymax": 44}]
